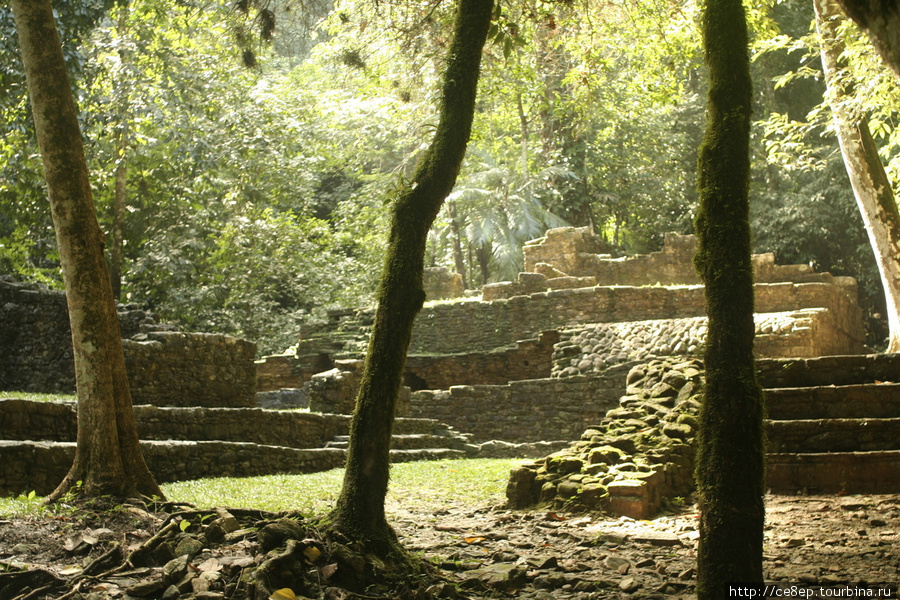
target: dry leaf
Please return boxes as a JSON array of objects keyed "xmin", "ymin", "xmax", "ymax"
[
  {"xmin": 59, "ymin": 565, "xmax": 83, "ymax": 576},
  {"xmin": 321, "ymin": 563, "xmax": 339, "ymax": 579},
  {"xmin": 270, "ymin": 588, "xmax": 298, "ymax": 600},
  {"xmin": 198, "ymin": 558, "xmax": 221, "ymax": 572},
  {"xmin": 463, "ymin": 536, "xmax": 486, "ymax": 544},
  {"xmin": 302, "ymin": 545, "xmax": 322, "ymax": 562}
]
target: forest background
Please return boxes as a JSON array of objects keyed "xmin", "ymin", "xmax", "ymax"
[{"xmin": 2, "ymin": 0, "xmax": 899, "ymax": 356}]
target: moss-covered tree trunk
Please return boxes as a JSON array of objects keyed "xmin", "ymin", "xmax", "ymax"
[
  {"xmin": 330, "ymin": 0, "xmax": 493, "ymax": 550},
  {"xmin": 816, "ymin": 0, "xmax": 900, "ymax": 352},
  {"xmin": 11, "ymin": 0, "xmax": 164, "ymax": 502},
  {"xmin": 693, "ymin": 0, "xmax": 765, "ymax": 595}
]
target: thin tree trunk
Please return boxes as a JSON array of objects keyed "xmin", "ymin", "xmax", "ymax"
[
  {"xmin": 11, "ymin": 0, "xmax": 163, "ymax": 501},
  {"xmin": 447, "ymin": 204, "xmax": 469, "ymax": 289},
  {"xmin": 693, "ymin": 0, "xmax": 765, "ymax": 594},
  {"xmin": 111, "ymin": 130, "xmax": 128, "ymax": 300},
  {"xmin": 329, "ymin": 0, "xmax": 492, "ymax": 550},
  {"xmin": 110, "ymin": 4, "xmax": 130, "ymax": 301},
  {"xmin": 816, "ymin": 0, "xmax": 900, "ymax": 352}
]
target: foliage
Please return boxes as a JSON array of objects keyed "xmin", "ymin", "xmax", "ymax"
[{"xmin": 1, "ymin": 0, "xmax": 896, "ymax": 347}]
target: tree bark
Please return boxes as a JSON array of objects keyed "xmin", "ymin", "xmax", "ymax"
[
  {"xmin": 329, "ymin": 0, "xmax": 493, "ymax": 550},
  {"xmin": 448, "ymin": 204, "xmax": 469, "ymax": 289},
  {"xmin": 110, "ymin": 4, "xmax": 131, "ymax": 301},
  {"xmin": 816, "ymin": 0, "xmax": 900, "ymax": 352},
  {"xmin": 693, "ymin": 0, "xmax": 766, "ymax": 595},
  {"xmin": 11, "ymin": 0, "xmax": 163, "ymax": 501},
  {"xmin": 834, "ymin": 0, "xmax": 900, "ymax": 81}
]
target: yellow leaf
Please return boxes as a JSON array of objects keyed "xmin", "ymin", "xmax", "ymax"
[
  {"xmin": 302, "ymin": 546, "xmax": 322, "ymax": 562},
  {"xmin": 269, "ymin": 589, "xmax": 297, "ymax": 600},
  {"xmin": 464, "ymin": 536, "xmax": 486, "ymax": 544}
]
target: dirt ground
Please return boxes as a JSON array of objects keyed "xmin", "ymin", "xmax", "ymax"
[{"xmin": 0, "ymin": 493, "xmax": 898, "ymax": 599}]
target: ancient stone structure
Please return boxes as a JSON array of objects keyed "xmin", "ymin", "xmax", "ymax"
[
  {"xmin": 255, "ymin": 228, "xmax": 866, "ymax": 448},
  {"xmin": 506, "ymin": 359, "xmax": 701, "ymax": 519},
  {"xmin": 423, "ymin": 266, "xmax": 464, "ymax": 300},
  {"xmin": 0, "ymin": 278, "xmax": 257, "ymax": 407},
  {"xmin": 508, "ymin": 353, "xmax": 900, "ymax": 518},
  {"xmin": 0, "ymin": 227, "xmax": 882, "ymax": 507}
]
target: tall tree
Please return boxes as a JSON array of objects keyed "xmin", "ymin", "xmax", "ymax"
[
  {"xmin": 834, "ymin": 0, "xmax": 900, "ymax": 80},
  {"xmin": 329, "ymin": 0, "xmax": 493, "ymax": 552},
  {"xmin": 11, "ymin": 0, "xmax": 164, "ymax": 501},
  {"xmin": 693, "ymin": 0, "xmax": 766, "ymax": 594},
  {"xmin": 815, "ymin": 0, "xmax": 900, "ymax": 352}
]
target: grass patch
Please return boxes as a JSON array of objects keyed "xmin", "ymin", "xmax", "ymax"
[
  {"xmin": 0, "ymin": 391, "xmax": 76, "ymax": 402},
  {"xmin": 0, "ymin": 459, "xmax": 521, "ymax": 518},
  {"xmin": 163, "ymin": 458, "xmax": 519, "ymax": 515}
]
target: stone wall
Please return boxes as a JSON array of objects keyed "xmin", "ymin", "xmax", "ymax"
[
  {"xmin": 0, "ymin": 279, "xmax": 257, "ymax": 407},
  {"xmin": 404, "ymin": 331, "xmax": 558, "ymax": 390},
  {"xmin": 521, "ymin": 228, "xmax": 832, "ymax": 290},
  {"xmin": 0, "ymin": 440, "xmax": 346, "ymax": 496},
  {"xmin": 552, "ymin": 309, "xmax": 859, "ymax": 378},
  {"xmin": 255, "ymin": 352, "xmax": 334, "ymax": 392},
  {"xmin": 409, "ymin": 364, "xmax": 634, "ymax": 443},
  {"xmin": 409, "ymin": 281, "xmax": 865, "ymax": 355},
  {"xmin": 423, "ymin": 266, "xmax": 464, "ymax": 300},
  {"xmin": 0, "ymin": 399, "xmax": 440, "ymax": 448},
  {"xmin": 123, "ymin": 332, "xmax": 257, "ymax": 407}
]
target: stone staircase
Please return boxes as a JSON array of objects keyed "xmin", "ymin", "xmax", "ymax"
[
  {"xmin": 759, "ymin": 354, "xmax": 900, "ymax": 494},
  {"xmin": 324, "ymin": 426, "xmax": 475, "ymax": 462}
]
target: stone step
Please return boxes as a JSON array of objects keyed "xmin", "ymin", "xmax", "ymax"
[
  {"xmin": 766, "ymin": 418, "xmax": 900, "ymax": 453},
  {"xmin": 758, "ymin": 353, "xmax": 900, "ymax": 388},
  {"xmin": 765, "ymin": 383, "xmax": 900, "ymax": 420},
  {"xmin": 389, "ymin": 448, "xmax": 468, "ymax": 462},
  {"xmin": 326, "ymin": 433, "xmax": 470, "ymax": 451},
  {"xmin": 766, "ymin": 450, "xmax": 900, "ymax": 494}
]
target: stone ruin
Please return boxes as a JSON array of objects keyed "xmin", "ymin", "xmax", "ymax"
[
  {"xmin": 257, "ymin": 227, "xmax": 865, "ymax": 440},
  {"xmin": 0, "ymin": 278, "xmax": 256, "ymax": 407},
  {"xmin": 1, "ymin": 227, "xmax": 883, "ymax": 508}
]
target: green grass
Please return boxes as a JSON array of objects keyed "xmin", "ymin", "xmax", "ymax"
[
  {"xmin": 0, "ymin": 459, "xmax": 521, "ymax": 518},
  {"xmin": 0, "ymin": 391, "xmax": 76, "ymax": 402}
]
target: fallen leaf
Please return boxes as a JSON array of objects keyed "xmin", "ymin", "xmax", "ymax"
[
  {"xmin": 302, "ymin": 545, "xmax": 322, "ymax": 562},
  {"xmin": 464, "ymin": 536, "xmax": 486, "ymax": 544},
  {"xmin": 197, "ymin": 558, "xmax": 221, "ymax": 572},
  {"xmin": 270, "ymin": 589, "xmax": 297, "ymax": 600},
  {"xmin": 545, "ymin": 512, "xmax": 567, "ymax": 522},
  {"xmin": 59, "ymin": 565, "xmax": 83, "ymax": 576},
  {"xmin": 321, "ymin": 563, "xmax": 338, "ymax": 579}
]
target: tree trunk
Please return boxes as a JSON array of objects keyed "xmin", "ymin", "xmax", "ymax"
[
  {"xmin": 816, "ymin": 0, "xmax": 900, "ymax": 352},
  {"xmin": 11, "ymin": 0, "xmax": 164, "ymax": 502},
  {"xmin": 329, "ymin": 0, "xmax": 493, "ymax": 550},
  {"xmin": 110, "ymin": 4, "xmax": 130, "ymax": 301},
  {"xmin": 448, "ymin": 204, "xmax": 469, "ymax": 289},
  {"xmin": 834, "ymin": 0, "xmax": 900, "ymax": 81},
  {"xmin": 693, "ymin": 0, "xmax": 766, "ymax": 595},
  {"xmin": 111, "ymin": 128, "xmax": 128, "ymax": 301}
]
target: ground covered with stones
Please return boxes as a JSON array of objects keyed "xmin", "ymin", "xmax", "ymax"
[{"xmin": 1, "ymin": 492, "xmax": 898, "ymax": 600}]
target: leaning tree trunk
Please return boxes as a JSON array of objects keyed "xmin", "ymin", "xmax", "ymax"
[
  {"xmin": 329, "ymin": 0, "xmax": 493, "ymax": 550},
  {"xmin": 693, "ymin": 0, "xmax": 766, "ymax": 595},
  {"xmin": 816, "ymin": 0, "xmax": 900, "ymax": 352},
  {"xmin": 11, "ymin": 0, "xmax": 164, "ymax": 501},
  {"xmin": 834, "ymin": 0, "xmax": 900, "ymax": 81}
]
